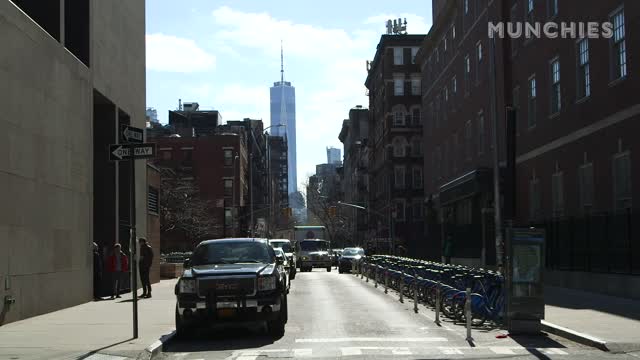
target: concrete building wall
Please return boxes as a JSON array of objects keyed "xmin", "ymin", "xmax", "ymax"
[{"xmin": 0, "ymin": 0, "xmax": 145, "ymax": 324}]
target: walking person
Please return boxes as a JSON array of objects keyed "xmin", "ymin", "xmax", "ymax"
[
  {"xmin": 443, "ymin": 235, "xmax": 454, "ymax": 265},
  {"xmin": 93, "ymin": 243, "xmax": 104, "ymax": 301},
  {"xmin": 107, "ymin": 243, "xmax": 129, "ymax": 299},
  {"xmin": 138, "ymin": 237, "xmax": 154, "ymax": 298}
]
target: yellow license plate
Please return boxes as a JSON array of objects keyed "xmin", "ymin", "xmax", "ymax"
[{"xmin": 217, "ymin": 308, "xmax": 236, "ymax": 318}]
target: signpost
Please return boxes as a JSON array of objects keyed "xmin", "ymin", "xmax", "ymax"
[{"xmin": 109, "ymin": 125, "xmax": 154, "ymax": 339}]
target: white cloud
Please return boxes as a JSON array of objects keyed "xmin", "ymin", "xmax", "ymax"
[
  {"xmin": 215, "ymin": 84, "xmax": 271, "ymax": 121},
  {"xmin": 146, "ymin": 33, "xmax": 216, "ymax": 72}
]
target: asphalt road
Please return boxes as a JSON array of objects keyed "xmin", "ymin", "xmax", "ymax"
[{"xmin": 159, "ymin": 269, "xmax": 637, "ymax": 359}]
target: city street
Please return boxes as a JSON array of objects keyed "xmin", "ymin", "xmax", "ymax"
[{"xmin": 159, "ymin": 270, "xmax": 629, "ymax": 360}]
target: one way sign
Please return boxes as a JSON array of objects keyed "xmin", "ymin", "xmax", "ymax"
[{"xmin": 109, "ymin": 143, "xmax": 156, "ymax": 161}]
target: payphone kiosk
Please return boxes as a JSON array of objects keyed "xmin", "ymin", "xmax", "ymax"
[{"xmin": 506, "ymin": 227, "xmax": 545, "ymax": 334}]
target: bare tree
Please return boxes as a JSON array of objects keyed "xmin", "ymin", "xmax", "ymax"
[
  {"xmin": 160, "ymin": 169, "xmax": 219, "ymax": 250},
  {"xmin": 302, "ymin": 175, "xmax": 353, "ymax": 248}
]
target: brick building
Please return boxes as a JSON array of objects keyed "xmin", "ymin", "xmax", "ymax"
[
  {"xmin": 365, "ymin": 34, "xmax": 427, "ymax": 256},
  {"xmin": 268, "ymin": 135, "xmax": 290, "ymax": 233},
  {"xmin": 418, "ymin": 0, "xmax": 639, "ymax": 284}
]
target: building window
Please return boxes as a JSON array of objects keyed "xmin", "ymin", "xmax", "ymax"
[
  {"xmin": 224, "ymin": 208, "xmax": 233, "ymax": 226},
  {"xmin": 577, "ymin": 39, "xmax": 591, "ymax": 99},
  {"xmin": 411, "ymin": 137, "xmax": 422, "ymax": 156},
  {"xmin": 413, "ymin": 167, "xmax": 423, "ymax": 189},
  {"xmin": 548, "ymin": 0, "xmax": 558, "ymax": 18},
  {"xmin": 413, "ymin": 198, "xmax": 424, "ymax": 220},
  {"xmin": 529, "ymin": 177, "xmax": 541, "ymax": 221},
  {"xmin": 411, "ymin": 47, "xmax": 418, "ymax": 64},
  {"xmin": 611, "ymin": 8, "xmax": 627, "ymax": 80},
  {"xmin": 452, "ymin": 24, "xmax": 456, "ymax": 40},
  {"xmin": 550, "ymin": 58, "xmax": 561, "ymax": 114},
  {"xmin": 224, "ymin": 179, "xmax": 233, "ymax": 197},
  {"xmin": 613, "ymin": 152, "xmax": 632, "ymax": 210},
  {"xmin": 393, "ymin": 137, "xmax": 407, "ymax": 157},
  {"xmin": 394, "ymin": 166, "xmax": 406, "ymax": 189},
  {"xmin": 411, "ymin": 78, "xmax": 421, "ymax": 95},
  {"xmin": 526, "ymin": 0, "xmax": 534, "ymax": 23},
  {"xmin": 443, "ymin": 35, "xmax": 448, "ymax": 53},
  {"xmin": 528, "ymin": 75, "xmax": 537, "ymax": 127},
  {"xmin": 394, "ymin": 199, "xmax": 406, "ymax": 222},
  {"xmin": 464, "ymin": 0, "xmax": 469, "ymax": 14},
  {"xmin": 147, "ymin": 186, "xmax": 159, "ymax": 214},
  {"xmin": 394, "ymin": 47, "xmax": 404, "ymax": 65},
  {"xmin": 465, "ymin": 121, "xmax": 473, "ymax": 160},
  {"xmin": 224, "ymin": 149, "xmax": 233, "ymax": 166},
  {"xmin": 394, "ymin": 78, "xmax": 404, "ymax": 96},
  {"xmin": 452, "ymin": 76, "xmax": 457, "ymax": 94},
  {"xmin": 464, "ymin": 55, "xmax": 471, "ymax": 95},
  {"xmin": 551, "ymin": 171, "xmax": 564, "ymax": 217},
  {"xmin": 578, "ymin": 163, "xmax": 594, "ymax": 213},
  {"xmin": 478, "ymin": 114, "xmax": 485, "ymax": 154},
  {"xmin": 394, "ymin": 111, "xmax": 406, "ymax": 126},
  {"xmin": 476, "ymin": 41, "xmax": 483, "ymax": 63},
  {"xmin": 412, "ymin": 107, "xmax": 422, "ymax": 125}
]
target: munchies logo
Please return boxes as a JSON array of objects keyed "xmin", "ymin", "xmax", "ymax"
[{"xmin": 488, "ymin": 22, "xmax": 614, "ymax": 39}]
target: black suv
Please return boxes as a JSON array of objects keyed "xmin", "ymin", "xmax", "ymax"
[{"xmin": 174, "ymin": 238, "xmax": 288, "ymax": 337}]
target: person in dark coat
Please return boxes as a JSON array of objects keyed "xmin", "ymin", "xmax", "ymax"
[
  {"xmin": 93, "ymin": 243, "xmax": 103, "ymax": 301},
  {"xmin": 443, "ymin": 235, "xmax": 454, "ymax": 264},
  {"xmin": 107, "ymin": 243, "xmax": 129, "ymax": 299},
  {"xmin": 138, "ymin": 237, "xmax": 154, "ymax": 298}
]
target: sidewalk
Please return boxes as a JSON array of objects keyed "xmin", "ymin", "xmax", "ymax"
[
  {"xmin": 0, "ymin": 279, "xmax": 177, "ymax": 360},
  {"xmin": 544, "ymin": 285, "xmax": 640, "ymax": 353}
]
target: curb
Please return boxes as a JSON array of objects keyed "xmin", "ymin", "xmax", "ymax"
[
  {"xmin": 138, "ymin": 330, "xmax": 177, "ymax": 360},
  {"xmin": 541, "ymin": 320, "xmax": 608, "ymax": 351}
]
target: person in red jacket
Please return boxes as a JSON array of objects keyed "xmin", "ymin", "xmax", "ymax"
[{"xmin": 107, "ymin": 243, "xmax": 129, "ymax": 299}]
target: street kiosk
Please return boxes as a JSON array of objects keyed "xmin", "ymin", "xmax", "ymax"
[{"xmin": 506, "ymin": 227, "xmax": 545, "ymax": 334}]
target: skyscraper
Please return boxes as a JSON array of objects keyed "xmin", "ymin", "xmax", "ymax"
[
  {"xmin": 270, "ymin": 44, "xmax": 297, "ymax": 199},
  {"xmin": 326, "ymin": 146, "xmax": 342, "ymax": 165}
]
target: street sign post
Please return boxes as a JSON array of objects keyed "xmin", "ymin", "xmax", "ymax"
[
  {"xmin": 109, "ymin": 137, "xmax": 155, "ymax": 340},
  {"xmin": 109, "ymin": 143, "xmax": 156, "ymax": 161},
  {"xmin": 121, "ymin": 125, "xmax": 144, "ymax": 143}
]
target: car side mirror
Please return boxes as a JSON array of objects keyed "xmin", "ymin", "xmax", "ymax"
[{"xmin": 183, "ymin": 258, "xmax": 191, "ymax": 268}]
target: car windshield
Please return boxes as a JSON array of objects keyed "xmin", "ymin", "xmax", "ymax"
[
  {"xmin": 300, "ymin": 241, "xmax": 329, "ymax": 251},
  {"xmin": 343, "ymin": 248, "xmax": 364, "ymax": 256},
  {"xmin": 271, "ymin": 242, "xmax": 292, "ymax": 252},
  {"xmin": 191, "ymin": 241, "xmax": 274, "ymax": 265}
]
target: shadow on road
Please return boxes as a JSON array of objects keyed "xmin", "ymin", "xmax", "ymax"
[
  {"xmin": 509, "ymin": 333, "xmax": 568, "ymax": 359},
  {"xmin": 164, "ymin": 326, "xmax": 280, "ymax": 353},
  {"xmin": 75, "ymin": 338, "xmax": 135, "ymax": 359}
]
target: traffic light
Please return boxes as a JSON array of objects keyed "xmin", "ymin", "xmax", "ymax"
[{"xmin": 328, "ymin": 206, "xmax": 337, "ymax": 217}]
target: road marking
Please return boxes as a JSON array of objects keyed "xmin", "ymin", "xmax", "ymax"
[
  {"xmin": 236, "ymin": 356, "xmax": 257, "ymax": 360},
  {"xmin": 296, "ymin": 337, "xmax": 448, "ymax": 343},
  {"xmin": 490, "ymin": 347, "xmax": 516, "ymax": 355},
  {"xmin": 542, "ymin": 348, "xmax": 569, "ymax": 355},
  {"xmin": 341, "ymin": 347, "xmax": 363, "ymax": 356},
  {"xmin": 391, "ymin": 347, "xmax": 412, "ymax": 355},
  {"xmin": 439, "ymin": 347, "xmax": 463, "ymax": 355},
  {"xmin": 294, "ymin": 348, "xmax": 313, "ymax": 357},
  {"xmin": 174, "ymin": 353, "xmax": 190, "ymax": 358}
]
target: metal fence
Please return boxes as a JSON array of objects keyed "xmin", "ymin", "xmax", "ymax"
[
  {"xmin": 161, "ymin": 252, "xmax": 192, "ymax": 264},
  {"xmin": 534, "ymin": 208, "xmax": 638, "ymax": 275}
]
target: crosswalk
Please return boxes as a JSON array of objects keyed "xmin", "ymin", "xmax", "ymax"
[{"xmin": 216, "ymin": 346, "xmax": 571, "ymax": 359}]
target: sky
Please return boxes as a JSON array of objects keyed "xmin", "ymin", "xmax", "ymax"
[{"xmin": 146, "ymin": 0, "xmax": 433, "ymax": 190}]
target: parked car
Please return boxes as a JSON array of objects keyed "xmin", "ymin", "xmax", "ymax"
[
  {"xmin": 273, "ymin": 248, "xmax": 291, "ymax": 293},
  {"xmin": 174, "ymin": 238, "xmax": 288, "ymax": 337},
  {"xmin": 338, "ymin": 247, "xmax": 365, "ymax": 273},
  {"xmin": 268, "ymin": 239, "xmax": 296, "ymax": 280}
]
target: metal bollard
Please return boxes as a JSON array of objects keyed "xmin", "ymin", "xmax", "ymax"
[
  {"xmin": 434, "ymin": 283, "xmax": 441, "ymax": 325},
  {"xmin": 365, "ymin": 265, "xmax": 369, "ymax": 282},
  {"xmin": 413, "ymin": 282, "xmax": 419, "ymax": 313},
  {"xmin": 384, "ymin": 270, "xmax": 389, "ymax": 294},
  {"xmin": 399, "ymin": 270, "xmax": 404, "ymax": 303},
  {"xmin": 351, "ymin": 259, "xmax": 356, "ymax": 274},
  {"xmin": 361, "ymin": 263, "xmax": 364, "ymax": 279},
  {"xmin": 374, "ymin": 268, "xmax": 378, "ymax": 288},
  {"xmin": 465, "ymin": 287, "xmax": 473, "ymax": 341}
]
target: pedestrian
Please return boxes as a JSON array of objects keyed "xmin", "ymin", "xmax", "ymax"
[
  {"xmin": 138, "ymin": 237, "xmax": 154, "ymax": 298},
  {"xmin": 93, "ymin": 242, "xmax": 103, "ymax": 301},
  {"xmin": 443, "ymin": 235, "xmax": 454, "ymax": 265},
  {"xmin": 107, "ymin": 243, "xmax": 129, "ymax": 299}
]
